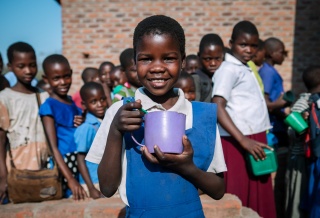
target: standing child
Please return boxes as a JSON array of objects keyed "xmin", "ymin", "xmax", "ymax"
[
  {"xmin": 110, "ymin": 65, "xmax": 135, "ymax": 103},
  {"xmin": 302, "ymin": 66, "xmax": 320, "ymax": 218},
  {"xmin": 0, "ymin": 42, "xmax": 49, "ymax": 203},
  {"xmin": 119, "ymin": 48, "xmax": 141, "ymax": 91},
  {"xmin": 39, "ymin": 54, "xmax": 87, "ymax": 200},
  {"xmin": 212, "ymin": 21, "xmax": 276, "ymax": 218},
  {"xmin": 98, "ymin": 61, "xmax": 115, "ymax": 90},
  {"xmin": 192, "ymin": 34, "xmax": 224, "ymax": 102},
  {"xmin": 86, "ymin": 15, "xmax": 226, "ymax": 217},
  {"xmin": 174, "ymin": 71, "xmax": 196, "ymax": 101},
  {"xmin": 75, "ymin": 82, "xmax": 107, "ymax": 199},
  {"xmin": 72, "ymin": 67, "xmax": 100, "ymax": 109},
  {"xmin": 185, "ymin": 54, "xmax": 199, "ymax": 74}
]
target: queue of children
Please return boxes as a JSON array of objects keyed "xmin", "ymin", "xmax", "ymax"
[{"xmin": 0, "ymin": 14, "xmax": 319, "ymax": 218}]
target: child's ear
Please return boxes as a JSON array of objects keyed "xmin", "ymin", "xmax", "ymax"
[
  {"xmin": 81, "ymin": 101, "xmax": 87, "ymax": 111},
  {"xmin": 42, "ymin": 75, "xmax": 48, "ymax": 84},
  {"xmin": 181, "ymin": 55, "xmax": 186, "ymax": 69},
  {"xmin": 7, "ymin": 63, "xmax": 12, "ymax": 71},
  {"xmin": 229, "ymin": 39, "xmax": 233, "ymax": 48}
]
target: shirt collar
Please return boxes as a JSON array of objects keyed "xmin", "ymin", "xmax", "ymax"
[
  {"xmin": 135, "ymin": 87, "xmax": 189, "ymax": 115},
  {"xmin": 225, "ymin": 53, "xmax": 249, "ymax": 67},
  {"xmin": 85, "ymin": 112, "xmax": 100, "ymax": 125}
]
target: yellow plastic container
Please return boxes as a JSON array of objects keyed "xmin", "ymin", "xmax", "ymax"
[{"xmin": 247, "ymin": 148, "xmax": 278, "ymax": 176}]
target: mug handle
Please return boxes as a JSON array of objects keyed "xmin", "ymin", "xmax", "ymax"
[{"xmin": 131, "ymin": 132, "xmax": 145, "ymax": 147}]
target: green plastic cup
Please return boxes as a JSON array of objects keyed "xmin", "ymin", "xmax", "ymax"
[{"xmin": 284, "ymin": 112, "xmax": 308, "ymax": 134}]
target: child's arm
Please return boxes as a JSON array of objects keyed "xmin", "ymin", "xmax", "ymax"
[
  {"xmin": 141, "ymin": 135, "xmax": 225, "ymax": 200},
  {"xmin": 100, "ymin": 83, "xmax": 112, "ymax": 107},
  {"xmin": 212, "ymin": 96, "xmax": 272, "ymax": 160},
  {"xmin": 41, "ymin": 116, "xmax": 87, "ymax": 200},
  {"xmin": 77, "ymin": 153, "xmax": 101, "ymax": 199},
  {"xmin": 264, "ymin": 93, "xmax": 288, "ymax": 114},
  {"xmin": 98, "ymin": 100, "xmax": 144, "ymax": 197},
  {"xmin": 0, "ymin": 130, "xmax": 7, "ymax": 203}
]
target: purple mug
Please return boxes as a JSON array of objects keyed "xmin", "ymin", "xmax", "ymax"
[{"xmin": 131, "ymin": 111, "xmax": 186, "ymax": 154}]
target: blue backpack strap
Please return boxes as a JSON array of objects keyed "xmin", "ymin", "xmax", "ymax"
[
  {"xmin": 188, "ymin": 101, "xmax": 217, "ymax": 171},
  {"xmin": 309, "ymin": 93, "xmax": 320, "ymax": 157}
]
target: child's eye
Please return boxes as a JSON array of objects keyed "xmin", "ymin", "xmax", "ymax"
[
  {"xmin": 164, "ymin": 57, "xmax": 176, "ymax": 63},
  {"xmin": 100, "ymin": 97, "xmax": 106, "ymax": 102},
  {"xmin": 91, "ymin": 100, "xmax": 97, "ymax": 104},
  {"xmin": 240, "ymin": 44, "xmax": 247, "ymax": 48},
  {"xmin": 138, "ymin": 58, "xmax": 151, "ymax": 64},
  {"xmin": 203, "ymin": 57, "xmax": 212, "ymax": 62},
  {"xmin": 17, "ymin": 64, "xmax": 25, "ymax": 69}
]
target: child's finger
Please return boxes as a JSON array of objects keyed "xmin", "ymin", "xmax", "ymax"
[
  {"xmin": 141, "ymin": 146, "xmax": 159, "ymax": 164},
  {"xmin": 182, "ymin": 135, "xmax": 193, "ymax": 154}
]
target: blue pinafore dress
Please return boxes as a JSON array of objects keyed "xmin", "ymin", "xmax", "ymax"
[{"xmin": 123, "ymin": 99, "xmax": 217, "ymax": 217}]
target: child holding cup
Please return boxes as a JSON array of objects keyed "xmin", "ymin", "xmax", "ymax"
[{"xmin": 86, "ymin": 15, "xmax": 226, "ymax": 217}]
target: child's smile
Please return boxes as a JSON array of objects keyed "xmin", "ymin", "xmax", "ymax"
[{"xmin": 136, "ymin": 34, "xmax": 184, "ymax": 100}]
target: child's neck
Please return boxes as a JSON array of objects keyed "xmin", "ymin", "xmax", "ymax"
[
  {"xmin": 11, "ymin": 82, "xmax": 37, "ymax": 94},
  {"xmin": 50, "ymin": 92, "xmax": 72, "ymax": 104},
  {"xmin": 265, "ymin": 58, "xmax": 275, "ymax": 66},
  {"xmin": 144, "ymin": 88, "xmax": 179, "ymax": 110}
]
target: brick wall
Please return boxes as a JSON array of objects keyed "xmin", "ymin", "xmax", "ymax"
[{"xmin": 62, "ymin": 0, "xmax": 315, "ymax": 94}]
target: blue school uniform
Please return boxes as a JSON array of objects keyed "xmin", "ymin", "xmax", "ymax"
[
  {"xmin": 123, "ymin": 98, "xmax": 217, "ymax": 217},
  {"xmin": 74, "ymin": 112, "xmax": 100, "ymax": 185},
  {"xmin": 39, "ymin": 97, "xmax": 82, "ymax": 156}
]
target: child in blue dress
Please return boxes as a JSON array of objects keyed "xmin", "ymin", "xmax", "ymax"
[
  {"xmin": 86, "ymin": 15, "xmax": 226, "ymax": 217},
  {"xmin": 39, "ymin": 54, "xmax": 87, "ymax": 200},
  {"xmin": 75, "ymin": 82, "xmax": 107, "ymax": 199}
]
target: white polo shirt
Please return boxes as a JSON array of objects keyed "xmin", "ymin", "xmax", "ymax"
[
  {"xmin": 212, "ymin": 53, "xmax": 272, "ymax": 136},
  {"xmin": 86, "ymin": 88, "xmax": 227, "ymax": 205}
]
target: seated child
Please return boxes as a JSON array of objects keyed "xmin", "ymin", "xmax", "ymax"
[
  {"xmin": 174, "ymin": 71, "xmax": 196, "ymax": 101},
  {"xmin": 110, "ymin": 65, "xmax": 135, "ymax": 103},
  {"xmin": 75, "ymin": 82, "xmax": 107, "ymax": 199},
  {"xmin": 72, "ymin": 67, "xmax": 100, "ymax": 108},
  {"xmin": 119, "ymin": 48, "xmax": 141, "ymax": 91},
  {"xmin": 40, "ymin": 54, "xmax": 87, "ymax": 200},
  {"xmin": 86, "ymin": 15, "xmax": 226, "ymax": 217},
  {"xmin": 185, "ymin": 54, "xmax": 199, "ymax": 74},
  {"xmin": 192, "ymin": 33, "xmax": 224, "ymax": 102}
]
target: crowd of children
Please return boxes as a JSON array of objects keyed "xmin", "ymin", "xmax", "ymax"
[{"xmin": 0, "ymin": 14, "xmax": 319, "ymax": 218}]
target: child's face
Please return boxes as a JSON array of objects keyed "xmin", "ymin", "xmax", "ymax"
[
  {"xmin": 175, "ymin": 77, "xmax": 196, "ymax": 101},
  {"xmin": 100, "ymin": 64, "xmax": 113, "ymax": 87},
  {"xmin": 110, "ymin": 68, "xmax": 127, "ymax": 88},
  {"xmin": 136, "ymin": 34, "xmax": 184, "ymax": 98},
  {"xmin": 83, "ymin": 88, "xmax": 107, "ymax": 119},
  {"xmin": 199, "ymin": 45, "xmax": 224, "ymax": 77},
  {"xmin": 8, "ymin": 52, "xmax": 37, "ymax": 86},
  {"xmin": 185, "ymin": 59, "xmax": 199, "ymax": 74},
  {"xmin": 230, "ymin": 33, "xmax": 259, "ymax": 64},
  {"xmin": 44, "ymin": 63, "xmax": 72, "ymax": 97},
  {"xmin": 252, "ymin": 48, "xmax": 265, "ymax": 67},
  {"xmin": 125, "ymin": 60, "xmax": 141, "ymax": 87},
  {"xmin": 270, "ymin": 43, "xmax": 286, "ymax": 65}
]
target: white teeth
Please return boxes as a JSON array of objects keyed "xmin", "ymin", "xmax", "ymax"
[{"xmin": 152, "ymin": 79, "xmax": 165, "ymax": 82}]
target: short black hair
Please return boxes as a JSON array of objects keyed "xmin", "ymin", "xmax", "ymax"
[
  {"xmin": 186, "ymin": 54, "xmax": 198, "ymax": 62},
  {"xmin": 133, "ymin": 15, "xmax": 185, "ymax": 60},
  {"xmin": 7, "ymin": 42, "xmax": 36, "ymax": 63},
  {"xmin": 199, "ymin": 34, "xmax": 224, "ymax": 54},
  {"xmin": 119, "ymin": 48, "xmax": 134, "ymax": 71},
  {"xmin": 81, "ymin": 67, "xmax": 99, "ymax": 83},
  {"xmin": 302, "ymin": 66, "xmax": 320, "ymax": 91},
  {"xmin": 179, "ymin": 71, "xmax": 194, "ymax": 81},
  {"xmin": 80, "ymin": 81, "xmax": 104, "ymax": 101},
  {"xmin": 42, "ymin": 54, "xmax": 70, "ymax": 75},
  {"xmin": 264, "ymin": 37, "xmax": 284, "ymax": 55},
  {"xmin": 0, "ymin": 75, "xmax": 9, "ymax": 91},
  {"xmin": 99, "ymin": 61, "xmax": 114, "ymax": 74},
  {"xmin": 231, "ymin": 21, "xmax": 259, "ymax": 41}
]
